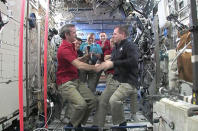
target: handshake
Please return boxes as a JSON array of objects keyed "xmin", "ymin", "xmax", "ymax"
[{"xmin": 94, "ymin": 60, "xmax": 113, "ymax": 72}]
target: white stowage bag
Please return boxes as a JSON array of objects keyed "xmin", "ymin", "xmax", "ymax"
[
  {"xmin": 168, "ymin": 49, "xmax": 178, "ymax": 90},
  {"xmin": 158, "ymin": 0, "xmax": 170, "ymax": 28}
]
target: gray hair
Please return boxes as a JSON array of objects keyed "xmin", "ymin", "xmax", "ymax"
[{"xmin": 59, "ymin": 24, "xmax": 75, "ymax": 39}]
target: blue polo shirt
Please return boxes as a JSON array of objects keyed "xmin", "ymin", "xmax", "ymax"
[{"xmin": 80, "ymin": 42, "xmax": 103, "ymax": 54}]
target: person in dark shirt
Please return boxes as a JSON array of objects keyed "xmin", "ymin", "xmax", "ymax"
[
  {"xmin": 73, "ymin": 37, "xmax": 90, "ymax": 62},
  {"xmin": 94, "ymin": 25, "xmax": 139, "ymax": 130},
  {"xmin": 74, "ymin": 37, "xmax": 83, "ymax": 57},
  {"xmin": 56, "ymin": 24, "xmax": 97, "ymax": 130}
]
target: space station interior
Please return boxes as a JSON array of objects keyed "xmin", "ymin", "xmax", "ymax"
[{"xmin": 0, "ymin": 0, "xmax": 198, "ymax": 131}]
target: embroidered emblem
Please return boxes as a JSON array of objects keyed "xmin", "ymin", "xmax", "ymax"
[{"xmin": 119, "ymin": 47, "xmax": 123, "ymax": 52}]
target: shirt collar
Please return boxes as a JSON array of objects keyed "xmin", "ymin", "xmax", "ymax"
[
  {"xmin": 62, "ymin": 39, "xmax": 74, "ymax": 47},
  {"xmin": 115, "ymin": 39, "xmax": 127, "ymax": 48}
]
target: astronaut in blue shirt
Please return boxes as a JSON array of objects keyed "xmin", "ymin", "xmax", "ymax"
[
  {"xmin": 80, "ymin": 37, "xmax": 103, "ymax": 64},
  {"xmin": 79, "ymin": 33, "xmax": 103, "ymax": 92}
]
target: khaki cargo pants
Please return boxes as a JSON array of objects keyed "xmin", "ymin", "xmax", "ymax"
[
  {"xmin": 58, "ymin": 79, "xmax": 97, "ymax": 127},
  {"xmin": 78, "ymin": 70, "xmax": 98, "ymax": 93},
  {"xmin": 93, "ymin": 74, "xmax": 137, "ymax": 126}
]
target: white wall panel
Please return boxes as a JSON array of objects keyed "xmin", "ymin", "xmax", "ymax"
[
  {"xmin": 153, "ymin": 98, "xmax": 198, "ymax": 131},
  {"xmin": 0, "ymin": 0, "xmax": 26, "ymax": 119}
]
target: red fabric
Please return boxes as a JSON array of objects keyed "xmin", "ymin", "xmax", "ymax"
[
  {"xmin": 104, "ymin": 48, "xmax": 112, "ymax": 56},
  {"xmin": 56, "ymin": 40, "xmax": 78, "ymax": 85},
  {"xmin": 44, "ymin": 0, "xmax": 49, "ymax": 127},
  {"xmin": 96, "ymin": 40, "xmax": 110, "ymax": 53},
  {"xmin": 18, "ymin": 0, "xmax": 26, "ymax": 130},
  {"xmin": 104, "ymin": 46, "xmax": 114, "ymax": 74}
]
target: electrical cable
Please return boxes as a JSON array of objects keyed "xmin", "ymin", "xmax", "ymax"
[
  {"xmin": 43, "ymin": 106, "xmax": 53, "ymax": 128},
  {"xmin": 33, "ymin": 128, "xmax": 49, "ymax": 131},
  {"xmin": 52, "ymin": 123, "xmax": 61, "ymax": 131},
  {"xmin": 0, "ymin": 78, "xmax": 25, "ymax": 84},
  {"xmin": 0, "ymin": 3, "xmax": 20, "ymax": 24},
  {"xmin": 33, "ymin": 103, "xmax": 53, "ymax": 131},
  {"xmin": 52, "ymin": 111, "xmax": 67, "ymax": 131}
]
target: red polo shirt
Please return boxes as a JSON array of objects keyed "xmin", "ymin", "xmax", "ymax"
[
  {"xmin": 96, "ymin": 40, "xmax": 110, "ymax": 53},
  {"xmin": 104, "ymin": 47, "xmax": 114, "ymax": 74},
  {"xmin": 56, "ymin": 40, "xmax": 78, "ymax": 86},
  {"xmin": 96, "ymin": 40, "xmax": 110, "ymax": 62}
]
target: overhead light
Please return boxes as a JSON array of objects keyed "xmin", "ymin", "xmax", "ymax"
[{"xmin": 126, "ymin": 0, "xmax": 129, "ymax": 2}]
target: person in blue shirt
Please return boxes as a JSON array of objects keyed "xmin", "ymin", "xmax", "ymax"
[{"xmin": 79, "ymin": 33, "xmax": 103, "ymax": 92}]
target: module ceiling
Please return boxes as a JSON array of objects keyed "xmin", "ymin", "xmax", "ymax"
[{"xmin": 49, "ymin": 0, "xmax": 160, "ymax": 30}]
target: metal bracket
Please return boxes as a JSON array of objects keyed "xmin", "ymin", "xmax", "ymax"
[{"xmin": 187, "ymin": 107, "xmax": 198, "ymax": 117}]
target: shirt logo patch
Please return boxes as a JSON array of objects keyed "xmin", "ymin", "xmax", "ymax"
[{"xmin": 119, "ymin": 47, "xmax": 123, "ymax": 52}]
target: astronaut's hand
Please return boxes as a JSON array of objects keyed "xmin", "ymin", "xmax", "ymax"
[
  {"xmin": 102, "ymin": 60, "xmax": 113, "ymax": 71},
  {"xmin": 94, "ymin": 63, "xmax": 103, "ymax": 72}
]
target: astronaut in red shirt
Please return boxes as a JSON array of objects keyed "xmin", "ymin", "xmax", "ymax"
[
  {"xmin": 56, "ymin": 24, "xmax": 97, "ymax": 130},
  {"xmin": 94, "ymin": 32, "xmax": 111, "ymax": 90},
  {"xmin": 96, "ymin": 32, "xmax": 110, "ymax": 62}
]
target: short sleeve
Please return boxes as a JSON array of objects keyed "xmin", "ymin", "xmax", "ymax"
[{"xmin": 61, "ymin": 47, "xmax": 77, "ymax": 63}]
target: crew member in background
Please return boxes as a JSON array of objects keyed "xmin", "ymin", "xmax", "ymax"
[
  {"xmin": 95, "ymin": 32, "xmax": 111, "ymax": 90},
  {"xmin": 56, "ymin": 24, "xmax": 97, "ymax": 131},
  {"xmin": 95, "ymin": 25, "xmax": 139, "ymax": 131},
  {"xmin": 79, "ymin": 33, "xmax": 103, "ymax": 93},
  {"xmin": 73, "ymin": 37, "xmax": 90, "ymax": 79},
  {"xmin": 93, "ymin": 38, "xmax": 115, "ymax": 128},
  {"xmin": 74, "ymin": 37, "xmax": 89, "ymax": 62},
  {"xmin": 74, "ymin": 37, "xmax": 83, "ymax": 57},
  {"xmin": 96, "ymin": 32, "xmax": 110, "ymax": 61},
  {"xmin": 103, "ymin": 38, "xmax": 114, "ymax": 61}
]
